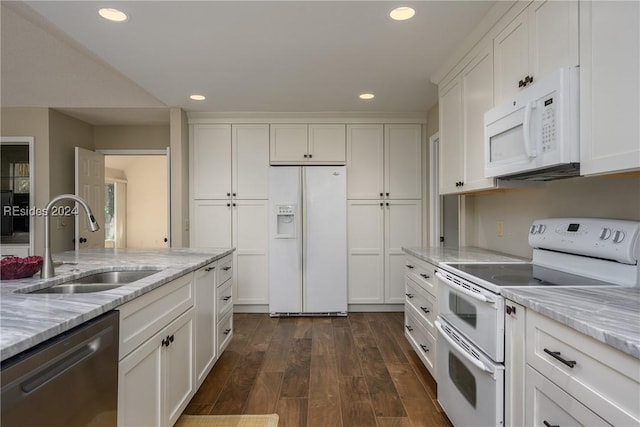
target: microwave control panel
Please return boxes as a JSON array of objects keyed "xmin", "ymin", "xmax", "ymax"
[{"xmin": 541, "ymin": 95, "xmax": 556, "ymax": 152}]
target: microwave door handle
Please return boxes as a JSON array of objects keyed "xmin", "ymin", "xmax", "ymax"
[
  {"xmin": 435, "ymin": 320, "xmax": 492, "ymax": 373},
  {"xmin": 523, "ymin": 101, "xmax": 537, "ymax": 158}
]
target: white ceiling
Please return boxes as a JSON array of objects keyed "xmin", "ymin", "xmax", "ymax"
[{"xmin": 1, "ymin": 1, "xmax": 496, "ymax": 125}]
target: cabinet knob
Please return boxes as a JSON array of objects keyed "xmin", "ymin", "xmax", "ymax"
[
  {"xmin": 386, "ymin": 192, "xmax": 389, "ymax": 197},
  {"xmin": 223, "ymin": 328, "xmax": 232, "ymax": 335},
  {"xmin": 227, "ymin": 203, "xmax": 231, "ymax": 207},
  {"xmin": 222, "ymin": 266, "xmax": 232, "ymax": 271},
  {"xmin": 518, "ymin": 79, "xmax": 525, "ymax": 88},
  {"xmin": 232, "ymin": 193, "xmax": 237, "ymax": 197},
  {"xmin": 303, "ymin": 154, "xmax": 308, "ymax": 158},
  {"xmin": 227, "ymin": 193, "xmax": 231, "ymax": 197},
  {"xmin": 386, "ymin": 202, "xmax": 389, "ymax": 207},
  {"xmin": 380, "ymin": 192, "xmax": 384, "ymax": 197},
  {"xmin": 309, "ymin": 154, "xmax": 313, "ymax": 158},
  {"xmin": 205, "ymin": 266, "xmax": 215, "ymax": 272},
  {"xmin": 222, "ymin": 296, "xmax": 231, "ymax": 301},
  {"xmin": 380, "ymin": 202, "xmax": 384, "ymax": 207},
  {"xmin": 232, "ymin": 203, "xmax": 236, "ymax": 207}
]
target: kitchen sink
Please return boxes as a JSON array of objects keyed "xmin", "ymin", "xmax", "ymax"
[{"xmin": 26, "ymin": 269, "xmax": 161, "ymax": 294}]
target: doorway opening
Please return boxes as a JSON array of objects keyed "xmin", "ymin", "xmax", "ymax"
[{"xmin": 102, "ymin": 151, "xmax": 169, "ymax": 249}]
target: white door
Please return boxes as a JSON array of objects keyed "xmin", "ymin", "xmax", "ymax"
[
  {"xmin": 346, "ymin": 124, "xmax": 384, "ymax": 199},
  {"xmin": 385, "ymin": 200, "xmax": 422, "ymax": 303},
  {"xmin": 233, "ymin": 200, "xmax": 269, "ymax": 305},
  {"xmin": 192, "ymin": 124, "xmax": 231, "ymax": 200},
  {"xmin": 494, "ymin": 10, "xmax": 529, "ymax": 104},
  {"xmin": 270, "ymin": 124, "xmax": 308, "ymax": 163},
  {"xmin": 439, "ymin": 78, "xmax": 464, "ymax": 194},
  {"xmin": 192, "ymin": 200, "xmax": 232, "ymax": 248},
  {"xmin": 164, "ymin": 310, "xmax": 194, "ymax": 427},
  {"xmin": 347, "ymin": 200, "xmax": 384, "ymax": 304},
  {"xmin": 304, "ymin": 166, "xmax": 347, "ymax": 312},
  {"xmin": 75, "ymin": 147, "xmax": 105, "ymax": 249},
  {"xmin": 232, "ymin": 124, "xmax": 269, "ymax": 200},
  {"xmin": 308, "ymin": 124, "xmax": 346, "ymax": 163},
  {"xmin": 385, "ymin": 124, "xmax": 422, "ymax": 200},
  {"xmin": 193, "ymin": 264, "xmax": 217, "ymax": 388}
]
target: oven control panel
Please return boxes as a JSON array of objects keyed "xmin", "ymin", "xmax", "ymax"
[{"xmin": 529, "ymin": 217, "xmax": 640, "ymax": 264}]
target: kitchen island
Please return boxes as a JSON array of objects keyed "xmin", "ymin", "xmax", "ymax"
[{"xmin": 0, "ymin": 248, "xmax": 233, "ymax": 362}]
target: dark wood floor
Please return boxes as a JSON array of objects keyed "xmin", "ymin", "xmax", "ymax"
[{"xmin": 184, "ymin": 312, "xmax": 453, "ymax": 427}]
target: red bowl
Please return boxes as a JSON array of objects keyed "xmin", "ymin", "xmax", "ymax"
[{"xmin": 1, "ymin": 256, "xmax": 43, "ymax": 280}]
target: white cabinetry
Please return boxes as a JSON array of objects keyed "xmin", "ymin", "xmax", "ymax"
[
  {"xmin": 580, "ymin": 0, "xmax": 640, "ymax": 175},
  {"xmin": 439, "ymin": 43, "xmax": 495, "ymax": 195},
  {"xmin": 403, "ymin": 255, "xmax": 438, "ymax": 378},
  {"xmin": 522, "ymin": 308, "xmax": 639, "ymax": 426},
  {"xmin": 194, "ymin": 262, "xmax": 217, "ymax": 388},
  {"xmin": 494, "ymin": 0, "xmax": 578, "ymax": 104},
  {"xmin": 216, "ymin": 255, "xmax": 234, "ymax": 354},
  {"xmin": 191, "ymin": 124, "xmax": 269, "ymax": 306},
  {"xmin": 270, "ymin": 124, "xmax": 346, "ymax": 164},
  {"xmin": 346, "ymin": 124, "xmax": 422, "ymax": 306},
  {"xmin": 117, "ymin": 275, "xmax": 195, "ymax": 427}
]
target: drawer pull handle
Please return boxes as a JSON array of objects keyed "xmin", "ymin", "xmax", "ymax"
[
  {"xmin": 406, "ymin": 265, "xmax": 414, "ymax": 269},
  {"xmin": 405, "ymin": 325, "xmax": 413, "ymax": 332},
  {"xmin": 543, "ymin": 422, "xmax": 559, "ymax": 427},
  {"xmin": 405, "ymin": 293, "xmax": 414, "ymax": 299},
  {"xmin": 420, "ymin": 306, "xmax": 430, "ymax": 314},
  {"xmin": 420, "ymin": 273, "xmax": 430, "ymax": 279},
  {"xmin": 223, "ymin": 328, "xmax": 232, "ymax": 335},
  {"xmin": 222, "ymin": 296, "xmax": 231, "ymax": 301},
  {"xmin": 543, "ymin": 348, "xmax": 576, "ymax": 368},
  {"xmin": 205, "ymin": 267, "xmax": 215, "ymax": 272},
  {"xmin": 222, "ymin": 266, "xmax": 232, "ymax": 271},
  {"xmin": 419, "ymin": 344, "xmax": 429, "ymax": 353}
]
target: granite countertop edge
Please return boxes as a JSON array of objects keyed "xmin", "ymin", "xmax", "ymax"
[{"xmin": 1, "ymin": 248, "xmax": 234, "ymax": 362}]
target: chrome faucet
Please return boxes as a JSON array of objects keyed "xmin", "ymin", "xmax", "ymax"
[{"xmin": 41, "ymin": 194, "xmax": 100, "ymax": 279}]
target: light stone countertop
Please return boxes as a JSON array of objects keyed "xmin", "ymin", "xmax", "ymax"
[
  {"xmin": 502, "ymin": 287, "xmax": 640, "ymax": 359},
  {"xmin": 0, "ymin": 248, "xmax": 233, "ymax": 362},
  {"xmin": 403, "ymin": 246, "xmax": 528, "ymax": 265}
]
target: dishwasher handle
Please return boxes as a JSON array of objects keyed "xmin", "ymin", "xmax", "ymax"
[{"xmin": 20, "ymin": 333, "xmax": 105, "ymax": 394}]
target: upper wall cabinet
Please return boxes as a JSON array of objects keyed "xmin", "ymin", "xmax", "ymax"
[
  {"xmin": 191, "ymin": 124, "xmax": 269, "ymax": 200},
  {"xmin": 494, "ymin": 0, "xmax": 578, "ymax": 105},
  {"xmin": 580, "ymin": 1, "xmax": 640, "ymax": 175},
  {"xmin": 439, "ymin": 43, "xmax": 495, "ymax": 195},
  {"xmin": 270, "ymin": 124, "xmax": 346, "ymax": 164},
  {"xmin": 346, "ymin": 124, "xmax": 422, "ymax": 200}
]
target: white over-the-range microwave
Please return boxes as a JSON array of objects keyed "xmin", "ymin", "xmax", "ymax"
[{"xmin": 484, "ymin": 66, "xmax": 580, "ymax": 181}]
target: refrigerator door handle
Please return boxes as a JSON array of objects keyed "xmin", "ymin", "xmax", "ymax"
[{"xmin": 301, "ymin": 168, "xmax": 307, "ymax": 310}]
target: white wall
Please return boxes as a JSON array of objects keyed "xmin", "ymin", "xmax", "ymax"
[
  {"xmin": 104, "ymin": 155, "xmax": 168, "ymax": 248},
  {"xmin": 464, "ymin": 174, "xmax": 640, "ymax": 258}
]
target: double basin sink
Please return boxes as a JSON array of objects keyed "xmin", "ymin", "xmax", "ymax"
[{"xmin": 24, "ymin": 269, "xmax": 161, "ymax": 294}]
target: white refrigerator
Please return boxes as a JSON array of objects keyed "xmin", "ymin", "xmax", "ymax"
[{"xmin": 268, "ymin": 166, "xmax": 347, "ymax": 315}]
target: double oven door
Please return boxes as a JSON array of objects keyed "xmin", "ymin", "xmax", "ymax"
[{"xmin": 435, "ymin": 268, "xmax": 506, "ymax": 426}]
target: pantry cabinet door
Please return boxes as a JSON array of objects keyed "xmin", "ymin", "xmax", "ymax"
[
  {"xmin": 347, "ymin": 200, "xmax": 385, "ymax": 304},
  {"xmin": 494, "ymin": 10, "xmax": 529, "ymax": 105},
  {"xmin": 346, "ymin": 124, "xmax": 384, "ymax": 199},
  {"xmin": 232, "ymin": 124, "xmax": 270, "ymax": 200},
  {"xmin": 191, "ymin": 124, "xmax": 232, "ymax": 199},
  {"xmin": 233, "ymin": 200, "xmax": 269, "ymax": 305},
  {"xmin": 192, "ymin": 200, "xmax": 232, "ymax": 248},
  {"xmin": 385, "ymin": 124, "xmax": 422, "ymax": 200},
  {"xmin": 270, "ymin": 124, "xmax": 308, "ymax": 163},
  {"xmin": 385, "ymin": 200, "xmax": 422, "ymax": 304}
]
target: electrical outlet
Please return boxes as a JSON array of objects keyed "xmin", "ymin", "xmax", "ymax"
[{"xmin": 496, "ymin": 221, "xmax": 504, "ymax": 237}]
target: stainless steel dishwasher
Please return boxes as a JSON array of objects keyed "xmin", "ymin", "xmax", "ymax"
[{"xmin": 1, "ymin": 311, "xmax": 119, "ymax": 426}]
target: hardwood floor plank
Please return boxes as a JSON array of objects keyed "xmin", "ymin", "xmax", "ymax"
[
  {"xmin": 347, "ymin": 312, "xmax": 370, "ymax": 337},
  {"xmin": 333, "ymin": 326, "xmax": 363, "ymax": 377},
  {"xmin": 403, "ymin": 398, "xmax": 453, "ymax": 427},
  {"xmin": 368, "ymin": 316, "xmax": 408, "ymax": 364},
  {"xmin": 187, "ymin": 350, "xmax": 240, "ymax": 405},
  {"xmin": 210, "ymin": 351, "xmax": 266, "ymax": 414},
  {"xmin": 386, "ymin": 362, "xmax": 430, "ymax": 399},
  {"xmin": 247, "ymin": 315, "xmax": 278, "ymax": 353},
  {"xmin": 338, "ymin": 376, "xmax": 377, "ymax": 427},
  {"xmin": 182, "ymin": 403, "xmax": 212, "ymax": 416},
  {"xmin": 262, "ymin": 319, "xmax": 296, "ymax": 373},
  {"xmin": 353, "ymin": 335, "xmax": 406, "ymax": 418},
  {"xmin": 311, "ymin": 322, "xmax": 335, "ymax": 356},
  {"xmin": 376, "ymin": 417, "xmax": 413, "ymax": 427},
  {"xmin": 309, "ymin": 355, "xmax": 339, "ymax": 399},
  {"xmin": 280, "ymin": 338, "xmax": 312, "ymax": 398},
  {"xmin": 293, "ymin": 317, "xmax": 314, "ymax": 339},
  {"xmin": 275, "ymin": 398, "xmax": 308, "ymax": 427},
  {"xmin": 307, "ymin": 396, "xmax": 342, "ymax": 427},
  {"xmin": 331, "ymin": 316, "xmax": 350, "ymax": 328},
  {"xmin": 244, "ymin": 371, "xmax": 283, "ymax": 414}
]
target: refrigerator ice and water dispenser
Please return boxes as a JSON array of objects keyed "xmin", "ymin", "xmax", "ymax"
[{"xmin": 275, "ymin": 205, "xmax": 296, "ymax": 238}]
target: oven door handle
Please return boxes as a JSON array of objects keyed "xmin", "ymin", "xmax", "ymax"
[
  {"xmin": 435, "ymin": 319, "xmax": 492, "ymax": 373},
  {"xmin": 435, "ymin": 271, "xmax": 495, "ymax": 304}
]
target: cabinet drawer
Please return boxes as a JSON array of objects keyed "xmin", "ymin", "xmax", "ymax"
[
  {"xmin": 217, "ymin": 255, "xmax": 233, "ymax": 286},
  {"xmin": 405, "ymin": 256, "xmax": 437, "ymax": 296},
  {"xmin": 217, "ymin": 311, "xmax": 233, "ymax": 355},
  {"xmin": 404, "ymin": 307, "xmax": 436, "ymax": 378},
  {"xmin": 118, "ymin": 274, "xmax": 194, "ymax": 360},
  {"xmin": 525, "ymin": 366, "xmax": 610, "ymax": 426},
  {"xmin": 216, "ymin": 278, "xmax": 233, "ymax": 321},
  {"xmin": 526, "ymin": 310, "xmax": 640, "ymax": 426},
  {"xmin": 405, "ymin": 277, "xmax": 436, "ymax": 335}
]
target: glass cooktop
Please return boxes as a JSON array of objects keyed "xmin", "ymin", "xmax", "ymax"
[{"xmin": 444, "ymin": 263, "xmax": 616, "ymax": 288}]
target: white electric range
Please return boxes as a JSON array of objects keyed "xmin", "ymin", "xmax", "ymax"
[{"xmin": 434, "ymin": 217, "xmax": 640, "ymax": 427}]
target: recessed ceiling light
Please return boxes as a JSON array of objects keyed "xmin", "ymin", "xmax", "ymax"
[
  {"xmin": 190, "ymin": 94, "xmax": 206, "ymax": 101},
  {"xmin": 390, "ymin": 6, "xmax": 416, "ymax": 21},
  {"xmin": 359, "ymin": 93, "xmax": 375, "ymax": 100},
  {"xmin": 98, "ymin": 8, "xmax": 128, "ymax": 22}
]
